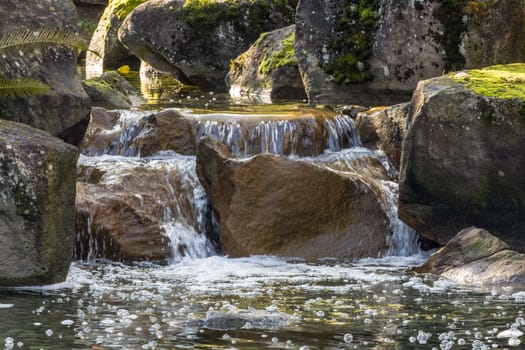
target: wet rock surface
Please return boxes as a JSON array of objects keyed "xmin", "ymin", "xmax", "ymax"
[
  {"xmin": 0, "ymin": 120, "xmax": 78, "ymax": 286},
  {"xmin": 76, "ymin": 155, "xmax": 216, "ymax": 262},
  {"xmin": 399, "ymin": 75, "xmax": 525, "ymax": 249},
  {"xmin": 355, "ymin": 103, "xmax": 409, "ymax": 169},
  {"xmin": 0, "ymin": 0, "xmax": 91, "ymax": 145},
  {"xmin": 118, "ymin": 0, "xmax": 296, "ymax": 91},
  {"xmin": 416, "ymin": 227, "xmax": 525, "ymax": 284},
  {"xmin": 196, "ymin": 137, "xmax": 393, "ymax": 260}
]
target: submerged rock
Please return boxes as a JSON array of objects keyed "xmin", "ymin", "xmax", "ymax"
[
  {"xmin": 196, "ymin": 137, "xmax": 395, "ymax": 259},
  {"xmin": 227, "ymin": 25, "xmax": 306, "ymax": 103},
  {"xmin": 0, "ymin": 0, "xmax": 91, "ymax": 146},
  {"xmin": 76, "ymin": 155, "xmax": 216, "ymax": 262},
  {"xmin": 399, "ymin": 64, "xmax": 525, "ymax": 249},
  {"xmin": 0, "ymin": 120, "xmax": 78, "ymax": 286},
  {"xmin": 415, "ymin": 227, "xmax": 525, "ymax": 284},
  {"xmin": 118, "ymin": 0, "xmax": 296, "ymax": 91}
]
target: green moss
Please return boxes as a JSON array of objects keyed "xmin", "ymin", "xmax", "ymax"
[
  {"xmin": 182, "ymin": 0, "xmax": 295, "ymax": 37},
  {"xmin": 110, "ymin": 0, "xmax": 148, "ymax": 21},
  {"xmin": 77, "ymin": 19, "xmax": 97, "ymax": 40},
  {"xmin": 451, "ymin": 64, "xmax": 525, "ymax": 99},
  {"xmin": 321, "ymin": 0, "xmax": 380, "ymax": 84},
  {"xmin": 258, "ymin": 31, "xmax": 297, "ymax": 75}
]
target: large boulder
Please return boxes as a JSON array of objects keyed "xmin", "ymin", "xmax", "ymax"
[
  {"xmin": 196, "ymin": 137, "xmax": 394, "ymax": 259},
  {"xmin": 118, "ymin": 0, "xmax": 296, "ymax": 91},
  {"xmin": 295, "ymin": 0, "xmax": 525, "ymax": 104},
  {"xmin": 399, "ymin": 64, "xmax": 525, "ymax": 249},
  {"xmin": 85, "ymin": 0, "xmax": 144, "ymax": 78},
  {"xmin": 355, "ymin": 103, "xmax": 409, "ymax": 169},
  {"xmin": 0, "ymin": 120, "xmax": 78, "ymax": 286},
  {"xmin": 415, "ymin": 227, "xmax": 525, "ymax": 284},
  {"xmin": 0, "ymin": 0, "xmax": 91, "ymax": 146},
  {"xmin": 76, "ymin": 155, "xmax": 216, "ymax": 262},
  {"xmin": 227, "ymin": 25, "xmax": 306, "ymax": 103}
]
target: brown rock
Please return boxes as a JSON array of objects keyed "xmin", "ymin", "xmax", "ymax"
[
  {"xmin": 196, "ymin": 137, "xmax": 392, "ymax": 259},
  {"xmin": 356, "ymin": 103, "xmax": 409, "ymax": 169},
  {"xmin": 76, "ymin": 155, "xmax": 215, "ymax": 262}
]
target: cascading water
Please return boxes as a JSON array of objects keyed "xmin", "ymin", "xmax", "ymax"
[
  {"xmin": 76, "ymin": 154, "xmax": 217, "ymax": 262},
  {"xmin": 312, "ymin": 148, "xmax": 421, "ymax": 256},
  {"xmin": 81, "ymin": 109, "xmax": 363, "ymax": 158},
  {"xmin": 79, "ymin": 107, "xmax": 420, "ymax": 260}
]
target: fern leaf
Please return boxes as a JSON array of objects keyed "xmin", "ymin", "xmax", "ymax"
[
  {"xmin": 0, "ymin": 28, "xmax": 88, "ymax": 53},
  {"xmin": 0, "ymin": 78, "xmax": 51, "ymax": 100}
]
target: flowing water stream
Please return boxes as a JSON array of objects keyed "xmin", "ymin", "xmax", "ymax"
[{"xmin": 2, "ymin": 87, "xmax": 524, "ymax": 348}]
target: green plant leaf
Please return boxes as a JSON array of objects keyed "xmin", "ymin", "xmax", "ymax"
[
  {"xmin": 0, "ymin": 28, "xmax": 88, "ymax": 53},
  {"xmin": 0, "ymin": 77, "xmax": 51, "ymax": 100}
]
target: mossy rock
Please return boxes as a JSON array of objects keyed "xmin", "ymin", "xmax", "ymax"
[
  {"xmin": 82, "ymin": 71, "xmax": 144, "ymax": 108},
  {"xmin": 399, "ymin": 66, "xmax": 525, "ymax": 249},
  {"xmin": 118, "ymin": 0, "xmax": 296, "ymax": 91}
]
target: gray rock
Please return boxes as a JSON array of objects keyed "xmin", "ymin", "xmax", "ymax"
[
  {"xmin": 295, "ymin": 0, "xmax": 525, "ymax": 104},
  {"xmin": 415, "ymin": 227, "xmax": 525, "ymax": 284},
  {"xmin": 0, "ymin": 120, "xmax": 78, "ymax": 286},
  {"xmin": 227, "ymin": 25, "xmax": 306, "ymax": 103},
  {"xmin": 398, "ymin": 72, "xmax": 525, "ymax": 249},
  {"xmin": 118, "ymin": 0, "xmax": 296, "ymax": 91},
  {"xmin": 0, "ymin": 0, "xmax": 91, "ymax": 146}
]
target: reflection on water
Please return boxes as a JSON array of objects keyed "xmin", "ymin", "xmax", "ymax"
[{"xmin": 1, "ymin": 255, "xmax": 525, "ymax": 349}]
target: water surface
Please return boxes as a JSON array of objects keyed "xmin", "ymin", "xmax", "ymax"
[{"xmin": 2, "ymin": 255, "xmax": 525, "ymax": 349}]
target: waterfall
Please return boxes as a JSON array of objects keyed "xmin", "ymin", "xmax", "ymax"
[
  {"xmin": 79, "ymin": 108, "xmax": 420, "ymax": 261},
  {"xmin": 76, "ymin": 155, "xmax": 217, "ymax": 262},
  {"xmin": 81, "ymin": 109, "xmax": 363, "ymax": 158}
]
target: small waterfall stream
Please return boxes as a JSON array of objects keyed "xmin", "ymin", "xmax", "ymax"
[{"xmin": 78, "ymin": 107, "xmax": 420, "ymax": 260}]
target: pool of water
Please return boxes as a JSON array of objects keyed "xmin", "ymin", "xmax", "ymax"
[{"xmin": 2, "ymin": 255, "xmax": 525, "ymax": 349}]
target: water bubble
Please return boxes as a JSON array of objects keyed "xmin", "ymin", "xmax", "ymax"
[
  {"xmin": 458, "ymin": 338, "xmax": 465, "ymax": 345},
  {"xmin": 45, "ymin": 329, "xmax": 53, "ymax": 337},
  {"xmin": 316, "ymin": 310, "xmax": 325, "ymax": 317},
  {"xmin": 222, "ymin": 334, "xmax": 230, "ymax": 340},
  {"xmin": 343, "ymin": 333, "xmax": 353, "ymax": 343},
  {"xmin": 60, "ymin": 319, "xmax": 74, "ymax": 326},
  {"xmin": 509, "ymin": 337, "xmax": 521, "ymax": 346},
  {"xmin": 272, "ymin": 337, "xmax": 279, "ymax": 343}
]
